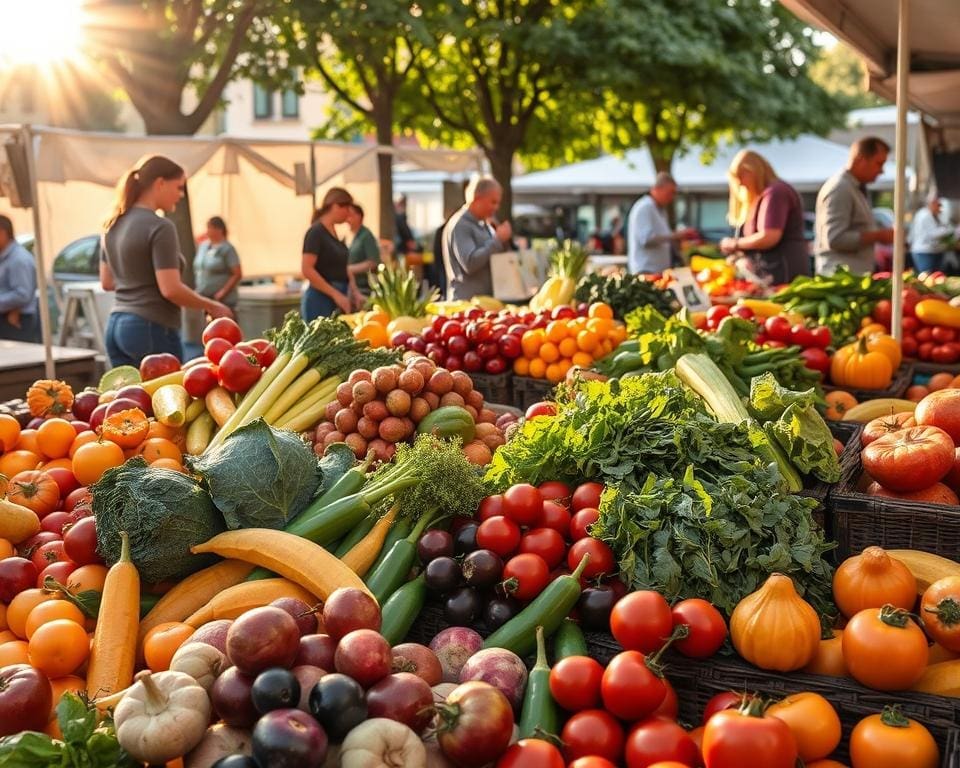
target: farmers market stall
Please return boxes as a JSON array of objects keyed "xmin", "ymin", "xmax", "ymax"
[{"xmin": 0, "ymin": 341, "xmax": 99, "ymax": 401}]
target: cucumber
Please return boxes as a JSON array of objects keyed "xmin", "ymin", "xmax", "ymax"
[
  {"xmin": 416, "ymin": 405, "xmax": 476, "ymax": 442},
  {"xmin": 380, "ymin": 573, "xmax": 426, "ymax": 645},
  {"xmin": 483, "ymin": 554, "xmax": 590, "ymax": 656},
  {"xmin": 519, "ymin": 626, "xmax": 560, "ymax": 740},
  {"xmin": 334, "ymin": 514, "xmax": 377, "ymax": 558},
  {"xmin": 552, "ymin": 618, "xmax": 588, "ymax": 662},
  {"xmin": 366, "ymin": 515, "xmax": 413, "ymax": 577}
]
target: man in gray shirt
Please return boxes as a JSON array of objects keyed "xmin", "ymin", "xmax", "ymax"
[
  {"xmin": 0, "ymin": 214, "xmax": 40, "ymax": 343},
  {"xmin": 442, "ymin": 178, "xmax": 512, "ymax": 300},
  {"xmin": 814, "ymin": 136, "xmax": 895, "ymax": 275}
]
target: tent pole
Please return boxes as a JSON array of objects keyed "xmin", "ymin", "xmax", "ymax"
[
  {"xmin": 310, "ymin": 142, "xmax": 317, "ymax": 212},
  {"xmin": 22, "ymin": 125, "xmax": 54, "ymax": 378},
  {"xmin": 890, "ymin": 0, "xmax": 910, "ymax": 343}
]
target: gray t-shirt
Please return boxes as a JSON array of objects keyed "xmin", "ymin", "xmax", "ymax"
[
  {"xmin": 102, "ymin": 207, "xmax": 183, "ymax": 329},
  {"xmin": 194, "ymin": 240, "xmax": 241, "ymax": 306}
]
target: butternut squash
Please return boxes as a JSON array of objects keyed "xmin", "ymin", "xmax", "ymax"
[
  {"xmin": 340, "ymin": 505, "xmax": 399, "ymax": 577},
  {"xmin": 191, "ymin": 528, "xmax": 374, "ymax": 602},
  {"xmin": 911, "ymin": 660, "xmax": 960, "ymax": 697},
  {"xmin": 887, "ymin": 550, "xmax": 960, "ymax": 593},
  {"xmin": 184, "ymin": 578, "xmax": 318, "ymax": 627},
  {"xmin": 138, "ymin": 559, "xmax": 254, "ymax": 648},
  {"xmin": 0, "ymin": 498, "xmax": 41, "ymax": 544},
  {"xmin": 86, "ymin": 531, "xmax": 140, "ymax": 700}
]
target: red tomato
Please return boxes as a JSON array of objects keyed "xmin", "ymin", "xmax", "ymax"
[
  {"xmin": 138, "ymin": 353, "xmax": 181, "ymax": 382},
  {"xmin": 538, "ymin": 500, "xmax": 571, "ymax": 537},
  {"xmin": 702, "ymin": 692, "xmax": 747, "ymax": 725},
  {"xmin": 652, "ymin": 677, "xmax": 679, "ymax": 720},
  {"xmin": 789, "ymin": 324, "xmax": 814, "ymax": 348},
  {"xmin": 932, "ymin": 343, "xmax": 960, "ymax": 364},
  {"xmin": 37, "ymin": 560, "xmax": 77, "ymax": 588},
  {"xmin": 625, "ymin": 717, "xmax": 700, "ymax": 768},
  {"xmin": 203, "ymin": 337, "xmax": 233, "ymax": 365},
  {"xmin": 217, "ymin": 349, "xmax": 262, "ymax": 393},
  {"xmin": 568, "ymin": 759, "xmax": 618, "ymax": 768},
  {"xmin": 202, "ymin": 317, "xmax": 243, "ymax": 345},
  {"xmin": 919, "ymin": 341, "xmax": 935, "ymax": 361},
  {"xmin": 901, "ymin": 336, "xmax": 919, "ymax": 358},
  {"xmin": 702, "ymin": 701, "xmax": 799, "ymax": 768},
  {"xmin": 601, "ymin": 650, "xmax": 667, "ymax": 721},
  {"xmin": 518, "ymin": 528, "xmax": 567, "ymax": 569},
  {"xmin": 570, "ymin": 508, "xmax": 600, "ymax": 541},
  {"xmin": 31, "ymin": 540, "xmax": 68, "ymax": 573},
  {"xmin": 705, "ymin": 305, "xmax": 730, "ymax": 330},
  {"xmin": 498, "ymin": 334, "xmax": 522, "ymax": 359},
  {"xmin": 572, "ymin": 482, "xmax": 604, "ymax": 511},
  {"xmin": 610, "ymin": 591, "xmax": 673, "ymax": 654},
  {"xmin": 247, "ymin": 338, "xmax": 278, "ymax": 368},
  {"xmin": 671, "ymin": 598, "xmax": 727, "ymax": 658},
  {"xmin": 496, "ymin": 740, "xmax": 564, "ymax": 768},
  {"xmin": 933, "ymin": 326, "xmax": 957, "ymax": 344},
  {"xmin": 561, "ymin": 709, "xmax": 625, "ymax": 763},
  {"xmin": 63, "ymin": 488, "xmax": 91, "ymax": 513},
  {"xmin": 62, "ymin": 516, "xmax": 100, "ymax": 566},
  {"xmin": 502, "ymin": 553, "xmax": 550, "ymax": 601},
  {"xmin": 441, "ymin": 320, "xmax": 464, "ymax": 342},
  {"xmin": 549, "ymin": 655, "xmax": 604, "ymax": 711},
  {"xmin": 901, "ymin": 316, "xmax": 919, "ymax": 334},
  {"xmin": 916, "ymin": 326, "xmax": 934, "ymax": 343},
  {"xmin": 537, "ymin": 480, "xmax": 571, "ymax": 503},
  {"xmin": 567, "ymin": 538, "xmax": 615, "ymax": 579},
  {"xmin": 799, "ymin": 347, "xmax": 830, "ymax": 375},
  {"xmin": 872, "ymin": 299, "xmax": 893, "ymax": 325},
  {"xmin": 763, "ymin": 316, "xmax": 792, "ymax": 342},
  {"xmin": 44, "ymin": 467, "xmax": 79, "ymax": 498},
  {"xmin": 183, "ymin": 363, "xmax": 219, "ymax": 399},
  {"xmin": 502, "ymin": 483, "xmax": 543, "ymax": 526},
  {"xmin": 861, "ymin": 425, "xmax": 955, "ymax": 492},
  {"xmin": 478, "ymin": 495, "xmax": 505, "ymax": 521},
  {"xmin": 476, "ymin": 516, "xmax": 522, "ymax": 557},
  {"xmin": 729, "ymin": 305, "xmax": 755, "ymax": 320}
]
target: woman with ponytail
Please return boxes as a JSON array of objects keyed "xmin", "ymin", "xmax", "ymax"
[
  {"xmin": 301, "ymin": 186, "xmax": 354, "ymax": 320},
  {"xmin": 100, "ymin": 155, "xmax": 232, "ymax": 367}
]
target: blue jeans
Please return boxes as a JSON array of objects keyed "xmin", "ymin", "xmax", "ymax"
[
  {"xmin": 302, "ymin": 281, "xmax": 348, "ymax": 321},
  {"xmin": 105, "ymin": 312, "xmax": 183, "ymax": 368},
  {"xmin": 912, "ymin": 252, "xmax": 943, "ymax": 274}
]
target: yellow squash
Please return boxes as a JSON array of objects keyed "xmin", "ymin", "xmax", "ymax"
[{"xmin": 184, "ymin": 578, "xmax": 318, "ymax": 626}]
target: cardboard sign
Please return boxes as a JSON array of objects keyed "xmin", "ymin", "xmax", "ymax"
[{"xmin": 666, "ymin": 267, "xmax": 712, "ymax": 311}]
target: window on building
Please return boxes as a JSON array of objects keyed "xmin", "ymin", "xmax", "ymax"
[
  {"xmin": 281, "ymin": 88, "xmax": 299, "ymax": 118},
  {"xmin": 253, "ymin": 83, "xmax": 273, "ymax": 119}
]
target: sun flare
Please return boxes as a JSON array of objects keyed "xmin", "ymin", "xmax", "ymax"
[{"xmin": 0, "ymin": 0, "xmax": 86, "ymax": 67}]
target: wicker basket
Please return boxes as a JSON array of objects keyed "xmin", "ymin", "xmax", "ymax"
[
  {"xmin": 511, "ymin": 376, "xmax": 556, "ymax": 412},
  {"xmin": 798, "ymin": 421, "xmax": 862, "ymax": 539},
  {"xmin": 823, "ymin": 361, "xmax": 915, "ymax": 401},
  {"xmin": 468, "ymin": 371, "xmax": 513, "ymax": 407},
  {"xmin": 831, "ymin": 441, "xmax": 960, "ymax": 559},
  {"xmin": 913, "ymin": 360, "xmax": 960, "ymax": 377}
]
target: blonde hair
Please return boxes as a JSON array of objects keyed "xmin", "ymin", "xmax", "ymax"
[
  {"xmin": 727, "ymin": 150, "xmax": 780, "ymax": 226},
  {"xmin": 105, "ymin": 155, "xmax": 185, "ymax": 229}
]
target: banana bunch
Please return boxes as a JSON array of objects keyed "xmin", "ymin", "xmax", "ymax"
[{"xmin": 529, "ymin": 241, "xmax": 589, "ymax": 311}]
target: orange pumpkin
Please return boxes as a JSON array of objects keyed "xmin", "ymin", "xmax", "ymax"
[
  {"xmin": 830, "ymin": 337, "xmax": 894, "ymax": 390},
  {"xmin": 5, "ymin": 470, "xmax": 60, "ymax": 517},
  {"xmin": 26, "ymin": 380, "xmax": 74, "ymax": 418},
  {"xmin": 861, "ymin": 332, "xmax": 902, "ymax": 370}
]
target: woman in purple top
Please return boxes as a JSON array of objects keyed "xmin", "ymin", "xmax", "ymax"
[{"xmin": 719, "ymin": 150, "xmax": 810, "ymax": 286}]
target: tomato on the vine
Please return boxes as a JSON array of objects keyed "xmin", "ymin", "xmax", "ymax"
[
  {"xmin": 610, "ymin": 591, "xmax": 673, "ymax": 654},
  {"xmin": 702, "ymin": 692, "xmax": 746, "ymax": 725},
  {"xmin": 671, "ymin": 598, "xmax": 727, "ymax": 658},
  {"xmin": 476, "ymin": 516, "xmax": 522, "ymax": 558},
  {"xmin": 567, "ymin": 538, "xmax": 615, "ymax": 579},
  {"xmin": 764, "ymin": 316, "xmax": 792, "ymax": 342},
  {"xmin": 537, "ymin": 480, "xmax": 571, "ymax": 503},
  {"xmin": 601, "ymin": 650, "xmax": 667, "ymax": 721},
  {"xmin": 652, "ymin": 678, "xmax": 679, "ymax": 720},
  {"xmin": 549, "ymin": 655, "xmax": 604, "ymax": 711},
  {"xmin": 478, "ymin": 495, "xmax": 505, "ymax": 521},
  {"xmin": 702, "ymin": 699, "xmax": 799, "ymax": 768},
  {"xmin": 502, "ymin": 553, "xmax": 550, "ymax": 601}
]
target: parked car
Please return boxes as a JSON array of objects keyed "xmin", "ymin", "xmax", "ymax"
[{"xmin": 52, "ymin": 234, "xmax": 101, "ymax": 287}]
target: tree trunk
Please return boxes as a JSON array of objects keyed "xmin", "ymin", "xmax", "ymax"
[
  {"xmin": 374, "ymin": 105, "xmax": 396, "ymax": 243},
  {"xmin": 485, "ymin": 148, "xmax": 515, "ymax": 223}
]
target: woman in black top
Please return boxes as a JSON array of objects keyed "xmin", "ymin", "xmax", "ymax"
[{"xmin": 301, "ymin": 187, "xmax": 353, "ymax": 320}]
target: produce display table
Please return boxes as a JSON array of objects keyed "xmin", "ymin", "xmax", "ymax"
[
  {"xmin": 234, "ymin": 283, "xmax": 303, "ymax": 341},
  {"xmin": 0, "ymin": 340, "xmax": 100, "ymax": 400}
]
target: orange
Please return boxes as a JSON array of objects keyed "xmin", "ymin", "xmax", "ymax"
[
  {"xmin": 544, "ymin": 321, "xmax": 568, "ymax": 343},
  {"xmin": 824, "ymin": 390, "xmax": 858, "ymax": 420},
  {"xmin": 545, "ymin": 363, "xmax": 564, "ymax": 383},
  {"xmin": 572, "ymin": 351, "xmax": 594, "ymax": 368},
  {"xmin": 0, "ymin": 630, "xmax": 15, "ymax": 644},
  {"xmin": 48, "ymin": 675, "xmax": 85, "ymax": 719},
  {"xmin": 68, "ymin": 430, "xmax": 99, "ymax": 458},
  {"xmin": 521, "ymin": 330, "xmax": 543, "ymax": 358},
  {"xmin": 587, "ymin": 317, "xmax": 613, "ymax": 336},
  {"xmin": 45, "ymin": 718, "xmax": 63, "ymax": 739},
  {"xmin": 354, "ymin": 322, "xmax": 389, "ymax": 348},
  {"xmin": 0, "ymin": 449, "xmax": 42, "ymax": 478},
  {"xmin": 0, "ymin": 413, "xmax": 21, "ymax": 452},
  {"xmin": 7, "ymin": 588, "xmax": 56, "ymax": 639},
  {"xmin": 151, "ymin": 458, "xmax": 186, "ymax": 473},
  {"xmin": 28, "ymin": 619, "xmax": 90, "ymax": 677},
  {"xmin": 558, "ymin": 337, "xmax": 578, "ymax": 358},
  {"xmin": 145, "ymin": 421, "xmax": 183, "ymax": 442},
  {"xmin": 513, "ymin": 358, "xmax": 531, "ymax": 376},
  {"xmin": 539, "ymin": 342, "xmax": 560, "ymax": 364},
  {"xmin": 576, "ymin": 329, "xmax": 599, "ymax": 352},
  {"xmin": 40, "ymin": 457, "xmax": 74, "ymax": 472},
  {"xmin": 68, "ymin": 564, "xmax": 108, "ymax": 595},
  {"xmin": 0, "ymin": 538, "xmax": 14, "ymax": 559},
  {"xmin": 364, "ymin": 309, "xmax": 390, "ymax": 326},
  {"xmin": 0, "ymin": 640, "xmax": 30, "ymax": 665},
  {"xmin": 528, "ymin": 358, "xmax": 547, "ymax": 379},
  {"xmin": 568, "ymin": 317, "xmax": 588, "ymax": 334},
  {"xmin": 138, "ymin": 437, "xmax": 181, "ymax": 465},
  {"xmin": 36, "ymin": 419, "xmax": 77, "ymax": 460},
  {"xmin": 72, "ymin": 440, "xmax": 125, "ymax": 485},
  {"xmin": 101, "ymin": 408, "xmax": 150, "ymax": 449},
  {"xmin": 25, "ymin": 599, "xmax": 86, "ymax": 640},
  {"xmin": 609, "ymin": 323, "xmax": 628, "ymax": 344},
  {"xmin": 143, "ymin": 622, "xmax": 195, "ymax": 672},
  {"xmin": 597, "ymin": 339, "xmax": 613, "ymax": 357},
  {"xmin": 928, "ymin": 372, "xmax": 955, "ymax": 392},
  {"xmin": 558, "ymin": 358, "xmax": 573, "ymax": 376},
  {"xmin": 14, "ymin": 428, "xmax": 41, "ymax": 455},
  {"xmin": 0, "ymin": 604, "xmax": 6, "ymax": 632},
  {"xmin": 588, "ymin": 302, "xmax": 614, "ymax": 320}
]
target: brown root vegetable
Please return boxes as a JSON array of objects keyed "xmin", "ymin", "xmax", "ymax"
[
  {"xmin": 427, "ymin": 370, "xmax": 455, "ymax": 396},
  {"xmin": 464, "ymin": 405, "xmax": 479, "ymax": 421},
  {"xmin": 466, "ymin": 390, "xmax": 484, "ymax": 410},
  {"xmin": 409, "ymin": 397, "xmax": 431, "ymax": 424},
  {"xmin": 474, "ymin": 423, "xmax": 499, "ymax": 439},
  {"xmin": 410, "ymin": 359, "xmax": 436, "ymax": 382},
  {"xmin": 363, "ymin": 400, "xmax": 390, "ymax": 422},
  {"xmin": 401, "ymin": 417, "xmax": 415, "ymax": 439},
  {"xmin": 324, "ymin": 401, "xmax": 340, "ymax": 422},
  {"xmin": 450, "ymin": 371, "xmax": 474, "ymax": 397},
  {"xmin": 368, "ymin": 438, "xmax": 392, "ymax": 462},
  {"xmin": 440, "ymin": 392, "xmax": 466, "ymax": 408},
  {"xmin": 348, "ymin": 369, "xmax": 373, "ymax": 385},
  {"xmin": 398, "ymin": 369, "xmax": 425, "ymax": 396},
  {"xmin": 478, "ymin": 408, "xmax": 496, "ymax": 424},
  {"xmin": 372, "ymin": 367, "xmax": 399, "ymax": 395},
  {"xmin": 462, "ymin": 440, "xmax": 493, "ymax": 465},
  {"xmin": 336, "ymin": 382, "xmax": 354, "ymax": 407},
  {"xmin": 482, "ymin": 433, "xmax": 506, "ymax": 450},
  {"xmin": 386, "ymin": 389, "xmax": 412, "ymax": 417},
  {"xmin": 344, "ymin": 433, "xmax": 368, "ymax": 459},
  {"xmin": 379, "ymin": 417, "xmax": 407, "ymax": 443},
  {"xmin": 315, "ymin": 422, "xmax": 337, "ymax": 442},
  {"xmin": 334, "ymin": 409, "xmax": 359, "ymax": 435},
  {"xmin": 323, "ymin": 430, "xmax": 346, "ymax": 447},
  {"xmin": 423, "ymin": 392, "xmax": 440, "ymax": 410},
  {"xmin": 356, "ymin": 417, "xmax": 380, "ymax": 440},
  {"xmin": 352, "ymin": 380, "xmax": 377, "ymax": 406}
]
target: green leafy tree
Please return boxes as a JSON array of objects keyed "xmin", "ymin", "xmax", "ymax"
[
  {"xmin": 808, "ymin": 41, "xmax": 888, "ymax": 109},
  {"xmin": 587, "ymin": 0, "xmax": 847, "ymax": 174}
]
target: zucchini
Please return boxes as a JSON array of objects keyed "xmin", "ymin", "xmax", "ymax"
[
  {"xmin": 519, "ymin": 626, "xmax": 560, "ymax": 740},
  {"xmin": 334, "ymin": 514, "xmax": 378, "ymax": 558},
  {"xmin": 380, "ymin": 574, "xmax": 426, "ymax": 645},
  {"xmin": 365, "ymin": 512, "xmax": 440, "ymax": 605},
  {"xmin": 483, "ymin": 554, "xmax": 590, "ymax": 656},
  {"xmin": 552, "ymin": 618, "xmax": 588, "ymax": 661}
]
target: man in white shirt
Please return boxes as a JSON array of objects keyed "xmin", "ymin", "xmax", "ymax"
[
  {"xmin": 910, "ymin": 193, "xmax": 956, "ymax": 274},
  {"xmin": 626, "ymin": 173, "xmax": 692, "ymax": 274}
]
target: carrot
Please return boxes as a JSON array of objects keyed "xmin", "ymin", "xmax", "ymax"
[
  {"xmin": 340, "ymin": 505, "xmax": 400, "ymax": 577},
  {"xmin": 205, "ymin": 386, "xmax": 237, "ymax": 428}
]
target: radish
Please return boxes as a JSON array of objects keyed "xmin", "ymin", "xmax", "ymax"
[
  {"xmin": 458, "ymin": 648, "xmax": 528, "ymax": 712},
  {"xmin": 429, "ymin": 627, "xmax": 483, "ymax": 683}
]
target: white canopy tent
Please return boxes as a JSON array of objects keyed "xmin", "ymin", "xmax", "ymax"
[
  {"xmin": 0, "ymin": 125, "xmax": 482, "ymax": 375},
  {"xmin": 781, "ymin": 0, "xmax": 960, "ymax": 341}
]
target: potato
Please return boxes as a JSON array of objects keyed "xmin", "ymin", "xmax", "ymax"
[
  {"xmin": 352, "ymin": 380, "xmax": 377, "ymax": 405},
  {"xmin": 440, "ymin": 392, "xmax": 466, "ymax": 408},
  {"xmin": 427, "ymin": 369, "xmax": 454, "ymax": 396},
  {"xmin": 386, "ymin": 389, "xmax": 412, "ymax": 417},
  {"xmin": 357, "ymin": 417, "xmax": 380, "ymax": 440},
  {"xmin": 363, "ymin": 400, "xmax": 390, "ymax": 422},
  {"xmin": 478, "ymin": 408, "xmax": 496, "ymax": 424},
  {"xmin": 379, "ymin": 416, "xmax": 407, "ymax": 443},
  {"xmin": 398, "ymin": 368, "xmax": 425, "ymax": 396},
  {"xmin": 334, "ymin": 408, "xmax": 358, "ymax": 435},
  {"xmin": 450, "ymin": 371, "xmax": 474, "ymax": 397},
  {"xmin": 348, "ymin": 369, "xmax": 373, "ymax": 385},
  {"xmin": 372, "ymin": 367, "xmax": 399, "ymax": 394},
  {"xmin": 409, "ymin": 397, "xmax": 431, "ymax": 424}
]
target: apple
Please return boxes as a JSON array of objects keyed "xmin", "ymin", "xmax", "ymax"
[
  {"xmin": 270, "ymin": 597, "xmax": 318, "ymax": 637},
  {"xmin": 104, "ymin": 397, "xmax": 144, "ymax": 419},
  {"xmin": 187, "ymin": 619, "xmax": 232, "ymax": 654},
  {"xmin": 333, "ymin": 629, "xmax": 392, "ymax": 688},
  {"xmin": 0, "ymin": 665, "xmax": 53, "ymax": 737},
  {"xmin": 295, "ymin": 634, "xmax": 336, "ymax": 671},
  {"xmin": 366, "ymin": 672, "xmax": 434, "ymax": 733},
  {"xmin": 139, "ymin": 352, "xmax": 181, "ymax": 382},
  {"xmin": 321, "ymin": 588, "xmax": 381, "ymax": 640},
  {"xmin": 88, "ymin": 403, "xmax": 110, "ymax": 432},
  {"xmin": 71, "ymin": 389, "xmax": 101, "ymax": 423},
  {"xmin": 211, "ymin": 666, "xmax": 258, "ymax": 728},
  {"xmin": 226, "ymin": 607, "xmax": 300, "ymax": 675},
  {"xmin": 40, "ymin": 511, "xmax": 71, "ymax": 535},
  {"xmin": 115, "ymin": 385, "xmax": 153, "ymax": 415},
  {"xmin": 0, "ymin": 557, "xmax": 40, "ymax": 602}
]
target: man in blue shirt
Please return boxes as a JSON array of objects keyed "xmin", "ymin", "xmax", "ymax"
[{"xmin": 0, "ymin": 214, "xmax": 40, "ymax": 343}]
